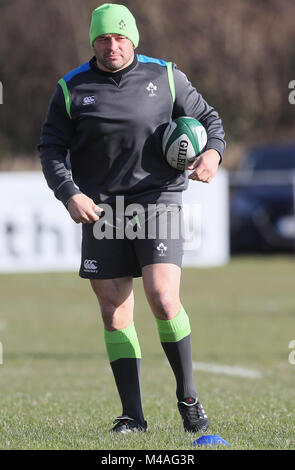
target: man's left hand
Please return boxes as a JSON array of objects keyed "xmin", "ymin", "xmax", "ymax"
[{"xmin": 187, "ymin": 148, "xmax": 220, "ymax": 183}]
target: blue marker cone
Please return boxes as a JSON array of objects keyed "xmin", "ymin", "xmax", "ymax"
[{"xmin": 191, "ymin": 435, "xmax": 230, "ymax": 447}]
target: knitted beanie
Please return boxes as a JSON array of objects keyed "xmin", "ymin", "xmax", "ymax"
[{"xmin": 90, "ymin": 4, "xmax": 139, "ymax": 48}]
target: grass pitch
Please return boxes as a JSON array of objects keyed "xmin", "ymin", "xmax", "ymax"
[{"xmin": 0, "ymin": 256, "xmax": 294, "ymax": 450}]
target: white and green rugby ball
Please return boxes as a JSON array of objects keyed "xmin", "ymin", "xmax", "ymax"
[{"xmin": 162, "ymin": 117, "xmax": 207, "ymax": 171}]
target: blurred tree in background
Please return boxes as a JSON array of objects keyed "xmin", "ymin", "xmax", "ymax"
[{"xmin": 0, "ymin": 0, "xmax": 294, "ymax": 167}]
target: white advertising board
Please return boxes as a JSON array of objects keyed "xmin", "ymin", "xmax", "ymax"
[
  {"xmin": 182, "ymin": 168, "xmax": 229, "ymax": 266},
  {"xmin": 0, "ymin": 170, "xmax": 229, "ymax": 273}
]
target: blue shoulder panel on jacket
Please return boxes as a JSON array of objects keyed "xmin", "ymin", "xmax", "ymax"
[
  {"xmin": 137, "ymin": 54, "xmax": 167, "ymax": 66},
  {"xmin": 63, "ymin": 62, "xmax": 91, "ymax": 83}
]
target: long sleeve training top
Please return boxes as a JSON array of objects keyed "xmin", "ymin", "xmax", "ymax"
[{"xmin": 38, "ymin": 54, "xmax": 226, "ymax": 207}]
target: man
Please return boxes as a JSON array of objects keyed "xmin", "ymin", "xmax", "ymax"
[{"xmin": 39, "ymin": 3, "xmax": 225, "ymax": 434}]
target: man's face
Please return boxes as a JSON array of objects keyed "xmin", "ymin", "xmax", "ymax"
[{"xmin": 93, "ymin": 34, "xmax": 135, "ymax": 72}]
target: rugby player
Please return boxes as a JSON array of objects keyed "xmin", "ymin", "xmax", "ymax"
[{"xmin": 39, "ymin": 3, "xmax": 226, "ymax": 434}]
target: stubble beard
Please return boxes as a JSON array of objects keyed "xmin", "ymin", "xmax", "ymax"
[
  {"xmin": 95, "ymin": 53, "xmax": 124, "ymax": 72},
  {"xmin": 96, "ymin": 50, "xmax": 134, "ymax": 73}
]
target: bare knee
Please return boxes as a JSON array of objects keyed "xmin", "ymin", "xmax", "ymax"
[
  {"xmin": 90, "ymin": 278, "xmax": 134, "ymax": 331},
  {"xmin": 146, "ymin": 288, "xmax": 181, "ymax": 320},
  {"xmin": 142, "ymin": 264, "xmax": 181, "ymax": 320},
  {"xmin": 100, "ymin": 301, "xmax": 132, "ymax": 331}
]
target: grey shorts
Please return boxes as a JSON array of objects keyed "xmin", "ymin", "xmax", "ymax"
[{"xmin": 79, "ymin": 202, "xmax": 184, "ymax": 279}]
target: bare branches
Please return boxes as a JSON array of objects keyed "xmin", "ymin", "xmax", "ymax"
[{"xmin": 0, "ymin": 0, "xmax": 294, "ymax": 157}]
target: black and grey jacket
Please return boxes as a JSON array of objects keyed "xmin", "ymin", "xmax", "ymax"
[{"xmin": 38, "ymin": 54, "xmax": 226, "ymax": 206}]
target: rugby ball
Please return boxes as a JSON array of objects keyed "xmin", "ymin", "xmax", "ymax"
[{"xmin": 162, "ymin": 117, "xmax": 207, "ymax": 171}]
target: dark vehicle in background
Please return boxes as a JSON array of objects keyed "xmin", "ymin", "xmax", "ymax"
[{"xmin": 230, "ymin": 144, "xmax": 295, "ymax": 253}]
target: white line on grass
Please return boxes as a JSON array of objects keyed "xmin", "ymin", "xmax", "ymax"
[{"xmin": 193, "ymin": 361, "xmax": 262, "ymax": 379}]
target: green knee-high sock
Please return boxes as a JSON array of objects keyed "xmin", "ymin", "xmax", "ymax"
[
  {"xmin": 156, "ymin": 305, "xmax": 197, "ymax": 401},
  {"xmin": 104, "ymin": 322, "xmax": 145, "ymax": 425}
]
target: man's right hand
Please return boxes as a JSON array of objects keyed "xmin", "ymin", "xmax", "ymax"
[{"xmin": 67, "ymin": 193, "xmax": 103, "ymax": 224}]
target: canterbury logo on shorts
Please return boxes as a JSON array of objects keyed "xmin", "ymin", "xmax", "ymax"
[{"xmin": 83, "ymin": 259, "xmax": 98, "ymax": 272}]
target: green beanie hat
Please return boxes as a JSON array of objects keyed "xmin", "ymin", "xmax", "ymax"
[{"xmin": 90, "ymin": 4, "xmax": 139, "ymax": 48}]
